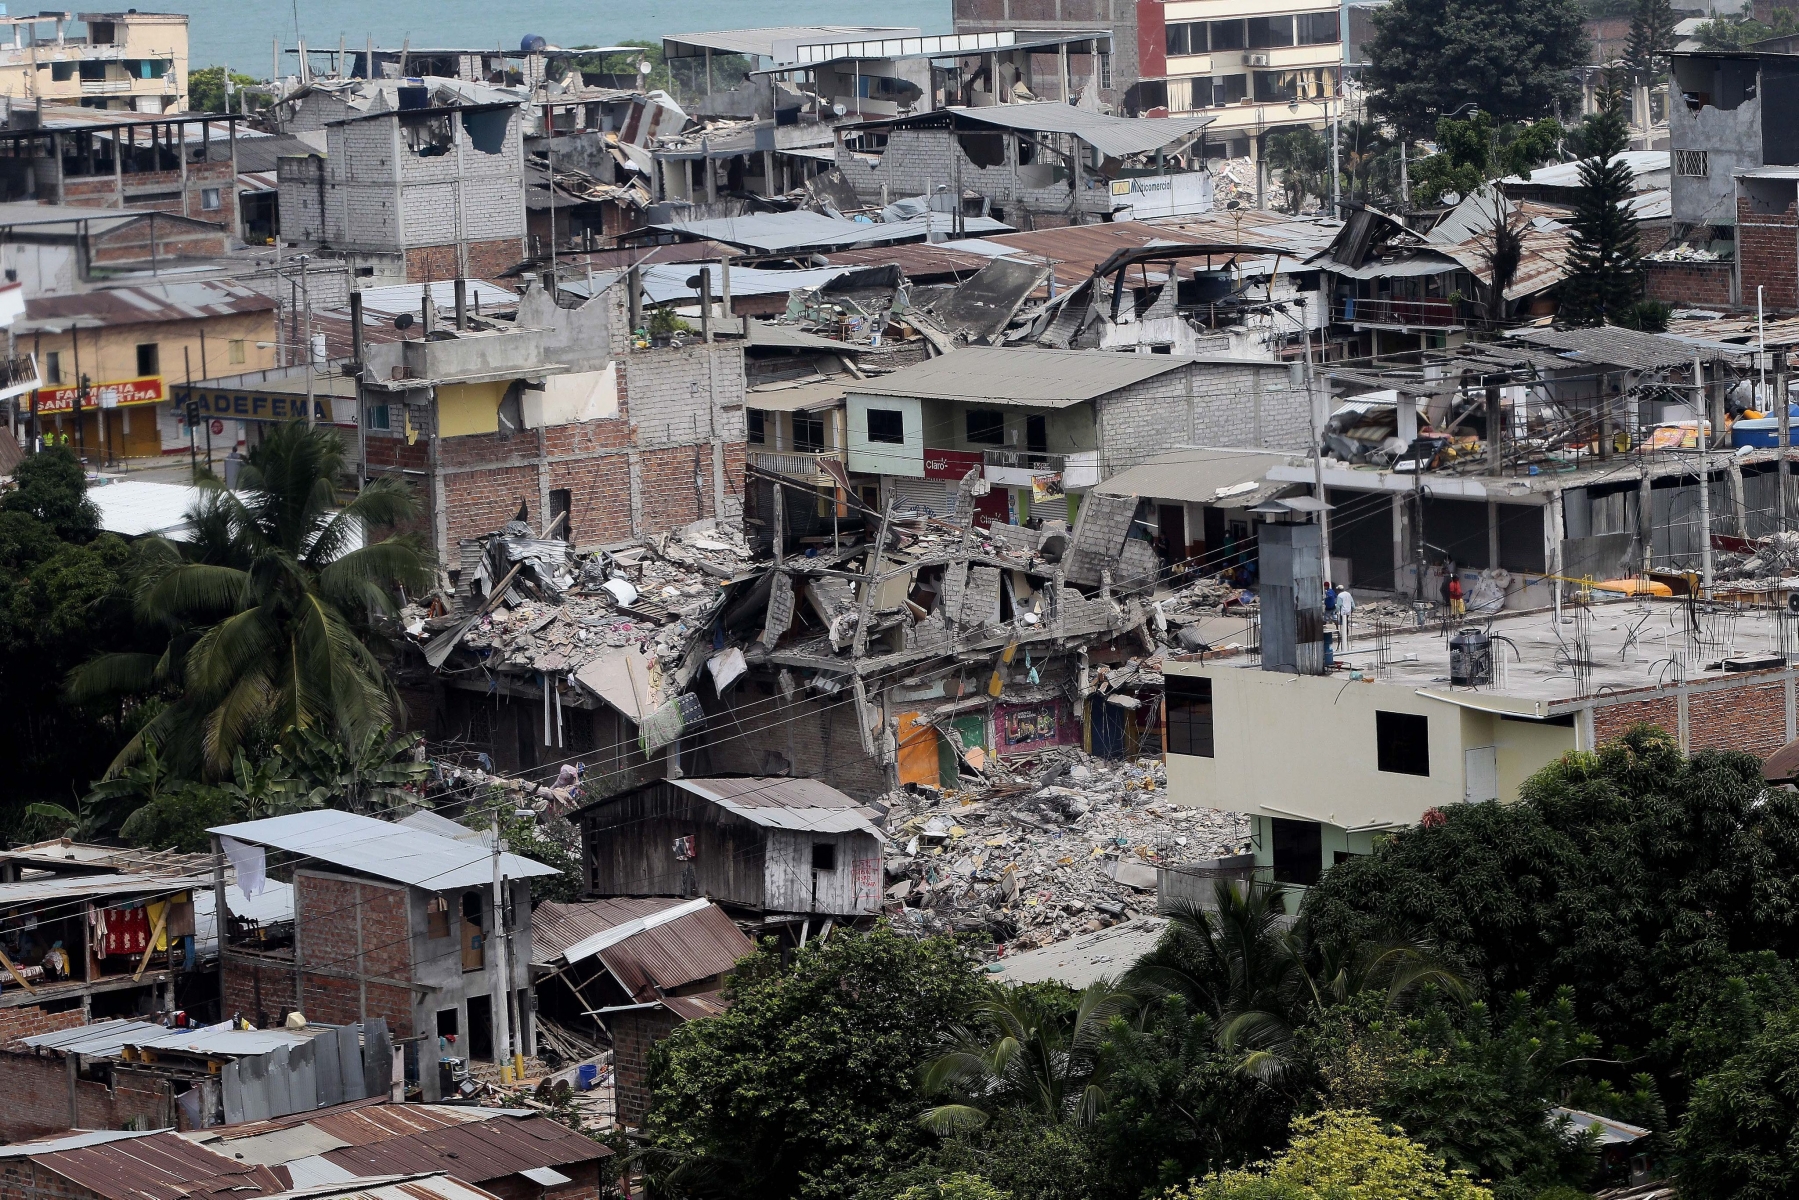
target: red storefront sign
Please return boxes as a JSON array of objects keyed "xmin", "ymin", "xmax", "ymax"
[
  {"xmin": 33, "ymin": 376, "xmax": 164, "ymax": 415},
  {"xmin": 923, "ymin": 447, "xmax": 984, "ymax": 480}
]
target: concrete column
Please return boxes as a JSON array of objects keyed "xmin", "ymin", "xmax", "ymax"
[
  {"xmin": 1677, "ymin": 681, "xmax": 1690, "ymax": 754},
  {"xmin": 1487, "ymin": 499, "xmax": 1499, "ymax": 569},
  {"xmin": 1785, "ymin": 672, "xmax": 1796, "ymax": 742},
  {"xmin": 1392, "ymin": 492, "xmax": 1407, "ymax": 594},
  {"xmin": 1729, "ymin": 458, "xmax": 1748, "ymax": 536},
  {"xmin": 1639, "ymin": 470, "xmax": 1654, "ymax": 573},
  {"xmin": 1545, "ymin": 490, "xmax": 1564, "ymax": 616}
]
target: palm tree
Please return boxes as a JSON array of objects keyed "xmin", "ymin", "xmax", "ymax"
[
  {"xmin": 72, "ymin": 422, "xmax": 433, "ymax": 779},
  {"xmin": 919, "ymin": 981, "xmax": 1135, "ymax": 1133},
  {"xmin": 1125, "ymin": 880, "xmax": 1465, "ymax": 1081}
]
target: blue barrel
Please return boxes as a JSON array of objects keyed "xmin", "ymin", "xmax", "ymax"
[{"xmin": 577, "ymin": 1063, "xmax": 599, "ymax": 1091}]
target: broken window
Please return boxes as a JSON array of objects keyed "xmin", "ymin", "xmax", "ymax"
[
  {"xmin": 966, "ymin": 408, "xmax": 1005, "ymax": 444},
  {"xmin": 1271, "ymin": 818, "xmax": 1322, "ymax": 887},
  {"xmin": 867, "ymin": 407, "xmax": 905, "ymax": 444},
  {"xmin": 811, "ymin": 843, "xmax": 838, "ymax": 872},
  {"xmin": 426, "ymin": 896, "xmax": 451, "ymax": 939},
  {"xmin": 1164, "ymin": 675, "xmax": 1214, "ymax": 757},
  {"xmin": 136, "ymin": 343, "xmax": 159, "ymax": 376},
  {"xmin": 957, "ymin": 132, "xmax": 1006, "ymax": 169},
  {"xmin": 497, "ymin": 381, "xmax": 524, "ymax": 437},
  {"xmin": 1375, "ymin": 710, "xmax": 1430, "ymax": 776},
  {"xmin": 403, "ymin": 113, "xmax": 455, "ymax": 157},
  {"xmin": 461, "ymin": 108, "xmax": 509, "ymax": 154}
]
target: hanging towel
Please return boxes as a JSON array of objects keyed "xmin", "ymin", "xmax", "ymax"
[
  {"xmin": 102, "ymin": 906, "xmax": 150, "ymax": 957},
  {"xmin": 222, "ymin": 835, "xmax": 267, "ymax": 898}
]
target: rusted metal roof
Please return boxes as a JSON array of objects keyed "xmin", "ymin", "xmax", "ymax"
[
  {"xmin": 320, "ymin": 1116, "xmax": 612, "ymax": 1182},
  {"xmin": 532, "ymin": 897, "xmax": 692, "ymax": 963},
  {"xmin": 533, "ymin": 898, "xmax": 753, "ymax": 999},
  {"xmin": 299, "ymin": 1102, "xmax": 491, "ymax": 1146},
  {"xmin": 31, "ymin": 1132, "xmax": 286, "ymax": 1200},
  {"xmin": 660, "ymin": 992, "xmax": 731, "ymax": 1021},
  {"xmin": 22, "ymin": 281, "xmax": 275, "ymax": 330},
  {"xmin": 279, "ymin": 1173, "xmax": 502, "ymax": 1200}
]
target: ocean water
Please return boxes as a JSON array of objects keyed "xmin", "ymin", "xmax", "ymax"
[{"xmin": 168, "ymin": 0, "xmax": 954, "ymax": 74}]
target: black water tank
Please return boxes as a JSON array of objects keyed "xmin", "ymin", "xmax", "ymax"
[{"xmin": 1449, "ymin": 628, "xmax": 1492, "ymax": 687}]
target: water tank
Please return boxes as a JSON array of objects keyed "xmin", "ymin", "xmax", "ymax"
[
  {"xmin": 1449, "ymin": 628, "xmax": 1492, "ymax": 687},
  {"xmin": 521, "ymin": 33, "xmax": 548, "ymax": 53}
]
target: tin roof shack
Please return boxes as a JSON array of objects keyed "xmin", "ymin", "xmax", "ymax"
[
  {"xmin": 0, "ymin": 1015, "xmax": 396, "ymax": 1138},
  {"xmin": 311, "ymin": 1112, "xmax": 613, "ymax": 1200},
  {"xmin": 277, "ymin": 82, "xmax": 525, "ymax": 284},
  {"xmin": 606, "ymin": 991, "xmax": 730, "ymax": 1131},
  {"xmin": 843, "ymin": 346, "xmax": 1313, "ymax": 524},
  {"xmin": 835, "ymin": 103, "xmax": 1215, "ymax": 225},
  {"xmin": 0, "ymin": 202, "xmax": 234, "ymax": 296},
  {"xmin": 206, "ymin": 811, "xmax": 557, "ymax": 1099},
  {"xmin": 578, "ymin": 778, "xmax": 887, "ymax": 919},
  {"xmin": 0, "ymin": 867, "xmax": 205, "ymax": 1019},
  {"xmin": 529, "ymin": 897, "xmax": 752, "ymax": 1035},
  {"xmin": 19, "ymin": 279, "xmax": 278, "ymax": 460},
  {"xmin": 0, "ymin": 1130, "xmax": 286, "ymax": 1200}
]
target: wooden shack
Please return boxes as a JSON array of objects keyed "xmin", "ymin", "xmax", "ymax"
[{"xmin": 576, "ymin": 777, "xmax": 886, "ymax": 917}]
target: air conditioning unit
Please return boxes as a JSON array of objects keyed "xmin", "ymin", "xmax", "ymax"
[{"xmin": 1245, "ymin": 52, "xmax": 1270, "ymax": 67}]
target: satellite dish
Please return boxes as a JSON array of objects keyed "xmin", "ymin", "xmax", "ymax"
[
  {"xmin": 394, "ymin": 312, "xmax": 415, "ymax": 331},
  {"xmin": 639, "ymin": 61, "xmax": 652, "ymax": 74},
  {"xmin": 1787, "ymin": 592, "xmax": 1799, "ymax": 614},
  {"xmin": 1225, "ymin": 199, "xmax": 1242, "ymax": 211},
  {"xmin": 1441, "ymin": 190, "xmax": 1462, "ymax": 206},
  {"xmin": 832, "ymin": 102, "xmax": 847, "ymax": 116}
]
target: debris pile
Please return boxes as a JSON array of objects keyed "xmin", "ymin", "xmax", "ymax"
[{"xmin": 881, "ymin": 749, "xmax": 1248, "ymax": 949}]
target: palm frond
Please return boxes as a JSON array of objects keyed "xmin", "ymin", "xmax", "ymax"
[{"xmin": 917, "ymin": 1104, "xmax": 991, "ymax": 1136}]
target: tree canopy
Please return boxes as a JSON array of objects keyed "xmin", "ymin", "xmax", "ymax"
[{"xmin": 1363, "ymin": 0, "xmax": 1588, "ymax": 138}]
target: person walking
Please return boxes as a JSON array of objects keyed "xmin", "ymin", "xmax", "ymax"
[
  {"xmin": 1447, "ymin": 573, "xmax": 1465, "ymax": 618},
  {"xmin": 1337, "ymin": 585, "xmax": 1356, "ymax": 651}
]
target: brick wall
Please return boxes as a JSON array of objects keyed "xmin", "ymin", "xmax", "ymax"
[
  {"xmin": 1592, "ymin": 693, "xmax": 1680, "ymax": 746},
  {"xmin": 1645, "ymin": 261, "xmax": 1733, "ymax": 308},
  {"xmin": 480, "ymin": 1166, "xmax": 601, "ymax": 1200},
  {"xmin": 610, "ymin": 1006, "xmax": 683, "ymax": 1130},
  {"xmin": 0, "ymin": 1156, "xmax": 113, "ymax": 1200},
  {"xmin": 407, "ymin": 239, "xmax": 524, "ymax": 284},
  {"xmin": 0, "ymin": 1006, "xmax": 86, "ymax": 1048},
  {"xmin": 0, "ymin": 1050, "xmax": 175, "ymax": 1143},
  {"xmin": 222, "ymin": 955, "xmax": 298, "ymax": 1028},
  {"xmin": 1098, "ymin": 361, "xmax": 1312, "ymax": 478},
  {"xmin": 61, "ymin": 159, "xmax": 235, "ymax": 223},
  {"xmin": 1591, "ymin": 673, "xmax": 1790, "ymax": 757},
  {"xmin": 292, "ymin": 872, "xmax": 417, "ymax": 1037},
  {"xmin": 1738, "ymin": 196, "xmax": 1797, "ymax": 311}
]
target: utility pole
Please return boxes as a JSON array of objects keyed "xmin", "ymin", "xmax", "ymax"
[
  {"xmin": 299, "ymin": 255, "xmax": 316, "ymax": 428},
  {"xmin": 1300, "ymin": 297, "xmax": 1330, "ymax": 571},
  {"xmin": 1780, "ymin": 350, "xmax": 1791, "ymax": 534},
  {"xmin": 1695, "ymin": 352, "xmax": 1712, "ymax": 596},
  {"xmin": 490, "ymin": 808, "xmax": 512, "ymax": 1083}
]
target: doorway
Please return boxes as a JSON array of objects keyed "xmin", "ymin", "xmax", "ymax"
[
  {"xmin": 466, "ymin": 994, "xmax": 493, "ymax": 1061},
  {"xmin": 1158, "ymin": 504, "xmax": 1186, "ymax": 560}
]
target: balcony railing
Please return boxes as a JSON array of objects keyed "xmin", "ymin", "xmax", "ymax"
[
  {"xmin": 1335, "ymin": 297, "xmax": 1461, "ymax": 328},
  {"xmin": 748, "ymin": 446, "xmax": 845, "ymax": 481},
  {"xmin": 981, "ymin": 449, "xmax": 1065, "ymax": 473},
  {"xmin": 0, "ymin": 354, "xmax": 40, "ymax": 402}
]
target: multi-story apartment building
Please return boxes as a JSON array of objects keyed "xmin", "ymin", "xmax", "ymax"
[
  {"xmin": 1149, "ymin": 0, "xmax": 1343, "ymax": 157},
  {"xmin": 0, "ymin": 11, "xmax": 188, "ymax": 114}
]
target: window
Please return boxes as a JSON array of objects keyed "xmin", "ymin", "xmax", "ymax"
[
  {"xmin": 747, "ymin": 409, "xmax": 765, "ymax": 444},
  {"xmin": 88, "ymin": 20, "xmax": 116, "ymax": 44},
  {"xmin": 1376, "ymin": 710, "xmax": 1431, "ymax": 776},
  {"xmin": 44, "ymin": 351, "xmax": 61, "ymax": 385},
  {"xmin": 1164, "ymin": 675, "xmax": 1214, "ymax": 757},
  {"xmin": 497, "ymin": 381, "xmax": 523, "ymax": 437},
  {"xmin": 1271, "ymin": 818, "xmax": 1322, "ymax": 887},
  {"xmin": 1211, "ymin": 74, "xmax": 1249, "ymax": 105},
  {"xmin": 966, "ymin": 408, "xmax": 1005, "ymax": 444},
  {"xmin": 367, "ymin": 403, "xmax": 391, "ymax": 430},
  {"xmin": 50, "ymin": 62, "xmax": 74, "ymax": 82},
  {"xmin": 1026, "ymin": 414, "xmax": 1047, "ymax": 452},
  {"xmin": 1675, "ymin": 149, "xmax": 1709, "ymax": 177},
  {"xmin": 1165, "ymin": 21, "xmax": 1194, "ymax": 56},
  {"xmin": 78, "ymin": 61, "xmax": 108, "ymax": 81},
  {"xmin": 794, "ymin": 412, "xmax": 825, "ymax": 452},
  {"xmin": 200, "ymin": 187, "xmax": 221, "ymax": 211},
  {"xmin": 1208, "ymin": 19, "xmax": 1246, "ymax": 50},
  {"xmin": 426, "ymin": 896, "xmax": 451, "ymax": 939},
  {"xmin": 1296, "ymin": 11, "xmax": 1341, "ymax": 44},
  {"xmin": 227, "ymin": 338, "xmax": 246, "ymax": 364},
  {"xmin": 135, "ymin": 343, "xmax": 159, "ymax": 376},
  {"xmin": 812, "ymin": 842, "xmax": 838, "ymax": 872},
  {"xmin": 867, "ymin": 407, "xmax": 905, "ymax": 444},
  {"xmin": 549, "ymin": 488, "xmax": 571, "ymax": 540},
  {"xmin": 1247, "ymin": 16, "xmax": 1295, "ymax": 46}
]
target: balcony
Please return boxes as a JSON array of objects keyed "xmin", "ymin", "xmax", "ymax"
[
  {"xmin": 748, "ymin": 446, "xmax": 845, "ymax": 483},
  {"xmin": 0, "ymin": 354, "xmax": 40, "ymax": 402},
  {"xmin": 982, "ymin": 448, "xmax": 1100, "ymax": 489},
  {"xmin": 80, "ymin": 79, "xmax": 133, "ymax": 95},
  {"xmin": 1335, "ymin": 297, "xmax": 1463, "ymax": 330}
]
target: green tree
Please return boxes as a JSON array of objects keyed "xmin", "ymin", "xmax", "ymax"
[
  {"xmin": 895, "ymin": 1174, "xmax": 1012, "ymax": 1200},
  {"xmin": 187, "ymin": 65, "xmax": 260, "ymax": 114},
  {"xmin": 72, "ymin": 421, "xmax": 433, "ymax": 779},
  {"xmin": 1170, "ymin": 1110, "xmax": 1494, "ymax": 1200},
  {"xmin": 1559, "ymin": 76, "xmax": 1642, "ymax": 325},
  {"xmin": 1676, "ymin": 1006, "xmax": 1799, "ymax": 1200},
  {"xmin": 1265, "ymin": 128, "xmax": 1332, "ymax": 214},
  {"xmin": 1625, "ymin": 0, "xmax": 1677, "ymax": 83},
  {"xmin": 641, "ymin": 925, "xmax": 989, "ymax": 1200},
  {"xmin": 5, "ymin": 445, "xmax": 99, "ymax": 542},
  {"xmin": 1695, "ymin": 7, "xmax": 1799, "ymax": 51},
  {"xmin": 920, "ymin": 981, "xmax": 1134, "ymax": 1132},
  {"xmin": 1363, "ymin": 0, "xmax": 1588, "ymax": 138}
]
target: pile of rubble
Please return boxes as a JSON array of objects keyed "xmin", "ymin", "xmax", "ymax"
[
  {"xmin": 1719, "ymin": 529, "xmax": 1799, "ymax": 582},
  {"xmin": 881, "ymin": 748, "xmax": 1248, "ymax": 951}
]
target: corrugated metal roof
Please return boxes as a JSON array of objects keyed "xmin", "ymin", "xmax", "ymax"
[
  {"xmin": 0, "ymin": 840, "xmax": 211, "ymax": 877},
  {"xmin": 305, "ymin": 1103, "xmax": 500, "ymax": 1145},
  {"xmin": 31, "ymin": 1131, "xmax": 287, "ymax": 1200},
  {"xmin": 671, "ymin": 777, "xmax": 886, "ymax": 839},
  {"xmin": 0, "ymin": 872, "xmax": 208, "ymax": 906},
  {"xmin": 270, "ymin": 1171, "xmax": 503, "ymax": 1200},
  {"xmin": 879, "ymin": 103, "xmax": 1214, "ymax": 159},
  {"xmin": 1508, "ymin": 326, "xmax": 1725, "ymax": 370},
  {"xmin": 1093, "ymin": 448, "xmax": 1299, "ymax": 505},
  {"xmin": 207, "ymin": 811, "xmax": 556, "ymax": 891},
  {"xmin": 744, "ymin": 378, "xmax": 850, "ymax": 412},
  {"xmin": 819, "ymin": 242, "xmax": 994, "ymax": 279},
  {"xmin": 0, "ymin": 1131, "xmax": 160, "ymax": 1158},
  {"xmin": 664, "ymin": 25, "xmax": 920, "ymax": 58},
  {"xmin": 204, "ymin": 1126, "xmax": 352, "ymax": 1166},
  {"xmin": 660, "ymin": 992, "xmax": 731, "ymax": 1021},
  {"xmin": 24, "ymin": 1018, "xmax": 321, "ymax": 1060},
  {"xmin": 22, "ymin": 281, "xmax": 275, "ymax": 331},
  {"xmin": 649, "ymin": 210, "xmax": 1012, "ymax": 254},
  {"xmin": 320, "ymin": 1116, "xmax": 613, "ymax": 1182},
  {"xmin": 534, "ymin": 897, "xmax": 753, "ymax": 997},
  {"xmin": 1502, "ymin": 150, "xmax": 1668, "ymax": 191},
  {"xmin": 850, "ymin": 346, "xmax": 1189, "ymax": 407}
]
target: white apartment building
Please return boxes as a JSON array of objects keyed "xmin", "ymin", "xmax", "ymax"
[
  {"xmin": 1160, "ymin": 0, "xmax": 1342, "ymax": 156},
  {"xmin": 0, "ymin": 11, "xmax": 188, "ymax": 113}
]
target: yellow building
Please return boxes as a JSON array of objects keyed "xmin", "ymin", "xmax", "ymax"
[
  {"xmin": 20, "ymin": 279, "xmax": 276, "ymax": 461},
  {"xmin": 0, "ymin": 11, "xmax": 188, "ymax": 114},
  {"xmin": 1160, "ymin": 0, "xmax": 1341, "ymax": 159}
]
